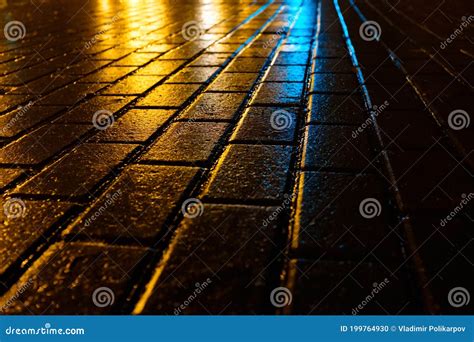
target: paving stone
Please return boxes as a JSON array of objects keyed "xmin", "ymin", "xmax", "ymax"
[
  {"xmin": 302, "ymin": 125, "xmax": 374, "ymax": 171},
  {"xmin": 0, "ymin": 0, "xmax": 470, "ymax": 315},
  {"xmin": 207, "ymin": 43, "xmax": 243, "ymax": 53},
  {"xmin": 91, "ymin": 109, "xmax": 174, "ymax": 143},
  {"xmin": 311, "ymin": 73, "xmax": 359, "ymax": 94},
  {"xmin": 265, "ymin": 65, "xmax": 307, "ymax": 82},
  {"xmin": 135, "ymin": 60, "xmax": 186, "ymax": 75},
  {"xmin": 208, "ymin": 72, "xmax": 259, "ymax": 92},
  {"xmin": 0, "ymin": 105, "xmax": 64, "ymax": 138},
  {"xmin": 136, "ymin": 84, "xmax": 201, "ymax": 108},
  {"xmin": 63, "ymin": 60, "xmax": 112, "ymax": 75},
  {"xmin": 377, "ymin": 110, "xmax": 444, "ymax": 150},
  {"xmin": 253, "ymin": 82, "xmax": 304, "ymax": 105},
  {"xmin": 79, "ymin": 67, "xmax": 137, "ymax": 83},
  {"xmin": 63, "ymin": 165, "xmax": 200, "ymax": 243},
  {"xmin": 159, "ymin": 42, "xmax": 213, "ymax": 60},
  {"xmin": 92, "ymin": 48, "xmax": 135, "ymax": 60},
  {"xmin": 293, "ymin": 171, "xmax": 400, "ymax": 261},
  {"xmin": 9, "ymin": 74, "xmax": 79, "ymax": 96},
  {"xmin": 0, "ymin": 95, "xmax": 32, "ymax": 113},
  {"xmin": 55, "ymin": 96, "xmax": 135, "ymax": 123},
  {"xmin": 408, "ymin": 215, "xmax": 473, "ymax": 314},
  {"xmin": 274, "ymin": 52, "xmax": 310, "ymax": 65},
  {"xmin": 101, "ymin": 75, "xmax": 164, "ymax": 95},
  {"xmin": 281, "ymin": 44, "xmax": 311, "ymax": 53},
  {"xmin": 168, "ymin": 67, "xmax": 219, "ymax": 83},
  {"xmin": 0, "ymin": 200, "xmax": 72, "ymax": 277},
  {"xmin": 0, "ymin": 169, "xmax": 24, "ymax": 189},
  {"xmin": 189, "ymin": 53, "xmax": 232, "ymax": 67},
  {"xmin": 388, "ymin": 148, "xmax": 474, "ymax": 213},
  {"xmin": 142, "ymin": 122, "xmax": 228, "ymax": 165},
  {"xmin": 113, "ymin": 53, "xmax": 159, "ymax": 66},
  {"xmin": 226, "ymin": 58, "xmax": 267, "ymax": 72},
  {"xmin": 289, "ymin": 259, "xmax": 411, "ymax": 314},
  {"xmin": 139, "ymin": 204, "xmax": 281, "ymax": 314},
  {"xmin": 365, "ymin": 83, "xmax": 426, "ymax": 110},
  {"xmin": 231, "ymin": 106, "xmax": 298, "ymax": 143},
  {"xmin": 15, "ymin": 144, "xmax": 137, "ymax": 198},
  {"xmin": 38, "ymin": 83, "xmax": 105, "ymax": 106},
  {"xmin": 313, "ymin": 57, "xmax": 355, "ymax": 73},
  {"xmin": 179, "ymin": 92, "xmax": 246, "ymax": 121},
  {"xmin": 308, "ymin": 94, "xmax": 365, "ymax": 124},
  {"xmin": 0, "ymin": 124, "xmax": 91, "ymax": 165},
  {"xmin": 0, "ymin": 242, "xmax": 148, "ymax": 314},
  {"xmin": 204, "ymin": 144, "xmax": 293, "ymax": 201},
  {"xmin": 138, "ymin": 44, "xmax": 179, "ymax": 53}
]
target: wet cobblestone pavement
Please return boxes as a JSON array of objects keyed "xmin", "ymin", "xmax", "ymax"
[{"xmin": 0, "ymin": 0, "xmax": 472, "ymax": 314}]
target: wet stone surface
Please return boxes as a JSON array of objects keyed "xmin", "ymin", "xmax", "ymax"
[{"xmin": 0, "ymin": 0, "xmax": 472, "ymax": 315}]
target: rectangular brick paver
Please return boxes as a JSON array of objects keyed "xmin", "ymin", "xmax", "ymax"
[
  {"xmin": 63, "ymin": 165, "xmax": 200, "ymax": 244},
  {"xmin": 0, "ymin": 242, "xmax": 149, "ymax": 314},
  {"xmin": 0, "ymin": 0, "xmax": 471, "ymax": 316},
  {"xmin": 14, "ymin": 143, "xmax": 137, "ymax": 198}
]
